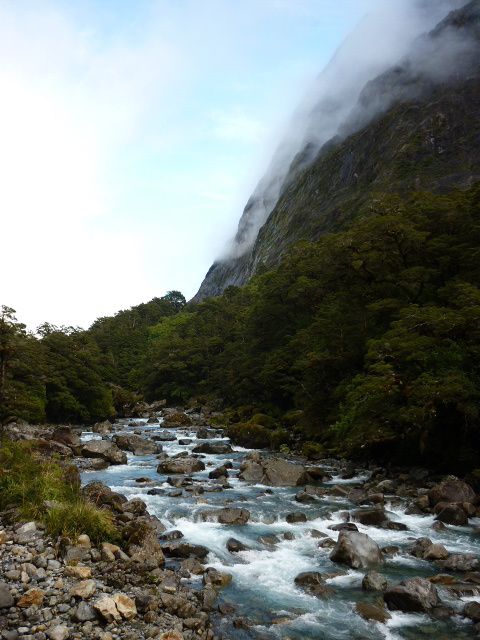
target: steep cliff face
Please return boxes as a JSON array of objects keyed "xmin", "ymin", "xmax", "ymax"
[{"xmin": 192, "ymin": 1, "xmax": 480, "ymax": 303}]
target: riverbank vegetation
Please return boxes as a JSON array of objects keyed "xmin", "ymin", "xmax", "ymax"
[{"xmin": 0, "ymin": 440, "xmax": 118, "ymax": 542}]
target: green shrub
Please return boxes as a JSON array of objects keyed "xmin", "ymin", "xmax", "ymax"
[
  {"xmin": 270, "ymin": 429, "xmax": 291, "ymax": 449},
  {"xmin": 228, "ymin": 423, "xmax": 291, "ymax": 450},
  {"xmin": 283, "ymin": 410, "xmax": 304, "ymax": 427},
  {"xmin": 301, "ymin": 441, "xmax": 325, "ymax": 460},
  {"xmin": 227, "ymin": 423, "xmax": 272, "ymax": 448},
  {"xmin": 249, "ymin": 414, "xmax": 277, "ymax": 429},
  {"xmin": 44, "ymin": 501, "xmax": 119, "ymax": 544}
]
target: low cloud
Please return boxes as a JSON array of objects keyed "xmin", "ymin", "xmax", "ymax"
[{"xmin": 221, "ymin": 0, "xmax": 468, "ymax": 259}]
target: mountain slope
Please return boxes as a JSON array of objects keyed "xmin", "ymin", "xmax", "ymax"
[{"xmin": 193, "ymin": 0, "xmax": 480, "ymax": 302}]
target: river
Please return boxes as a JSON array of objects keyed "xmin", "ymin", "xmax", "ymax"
[{"xmin": 80, "ymin": 417, "xmax": 480, "ymax": 640}]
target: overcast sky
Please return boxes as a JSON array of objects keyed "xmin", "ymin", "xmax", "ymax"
[{"xmin": 1, "ymin": 0, "xmax": 376, "ymax": 329}]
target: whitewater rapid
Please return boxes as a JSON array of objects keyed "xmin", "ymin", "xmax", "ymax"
[{"xmin": 80, "ymin": 419, "xmax": 480, "ymax": 640}]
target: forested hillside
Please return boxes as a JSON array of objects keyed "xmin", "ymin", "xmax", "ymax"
[
  {"xmin": 0, "ymin": 292, "xmax": 185, "ymax": 425},
  {"xmin": 141, "ymin": 185, "xmax": 480, "ymax": 469}
]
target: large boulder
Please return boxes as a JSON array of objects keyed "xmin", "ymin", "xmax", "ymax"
[
  {"xmin": 92, "ymin": 420, "xmax": 112, "ymax": 435},
  {"xmin": 434, "ymin": 503, "xmax": 469, "ymax": 526},
  {"xmin": 330, "ymin": 531, "xmax": 383, "ymax": 569},
  {"xmin": 161, "ymin": 542, "xmax": 209, "ymax": 560},
  {"xmin": 157, "ymin": 457, "xmax": 205, "ymax": 475},
  {"xmin": 362, "ymin": 571, "xmax": 388, "ymax": 592},
  {"xmin": 464, "ymin": 601, "xmax": 480, "ymax": 623},
  {"xmin": 192, "ymin": 442, "xmax": 233, "ymax": 455},
  {"xmin": 438, "ymin": 553, "xmax": 479, "ymax": 572},
  {"xmin": 162, "ymin": 412, "xmax": 192, "ymax": 427},
  {"xmin": 122, "ymin": 519, "xmax": 165, "ymax": 569},
  {"xmin": 51, "ymin": 426, "xmax": 81, "ymax": 449},
  {"xmin": 238, "ymin": 457, "xmax": 264, "ymax": 484},
  {"xmin": 209, "ymin": 465, "xmax": 229, "ymax": 479},
  {"xmin": 197, "ymin": 427, "xmax": 217, "ymax": 439},
  {"xmin": 239, "ymin": 455, "xmax": 307, "ymax": 487},
  {"xmin": 410, "ymin": 538, "xmax": 449, "ymax": 561},
  {"xmin": 428, "ymin": 477, "xmax": 476, "ymax": 507},
  {"xmin": 384, "ymin": 578, "xmax": 440, "ymax": 612},
  {"xmin": 113, "ymin": 434, "xmax": 159, "ymax": 455},
  {"xmin": 31, "ymin": 438, "xmax": 74, "ymax": 458},
  {"xmin": 201, "ymin": 508, "xmax": 250, "ymax": 525},
  {"xmin": 81, "ymin": 440, "xmax": 127, "ymax": 465},
  {"xmin": 352, "ymin": 508, "xmax": 388, "ymax": 527}
]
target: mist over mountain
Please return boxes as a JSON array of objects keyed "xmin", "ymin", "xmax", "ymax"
[{"xmin": 193, "ymin": 0, "xmax": 479, "ymax": 302}]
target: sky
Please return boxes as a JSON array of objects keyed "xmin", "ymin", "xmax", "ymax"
[{"xmin": 0, "ymin": 0, "xmax": 377, "ymax": 329}]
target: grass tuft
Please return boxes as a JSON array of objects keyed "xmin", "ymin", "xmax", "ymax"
[
  {"xmin": 0, "ymin": 439, "xmax": 119, "ymax": 543},
  {"xmin": 44, "ymin": 500, "xmax": 119, "ymax": 544}
]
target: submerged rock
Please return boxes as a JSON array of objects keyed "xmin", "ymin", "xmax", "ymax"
[
  {"xmin": 355, "ymin": 602, "xmax": 391, "ymax": 623},
  {"xmin": 294, "ymin": 572, "xmax": 334, "ymax": 598},
  {"xmin": 227, "ymin": 538, "xmax": 250, "ymax": 553}
]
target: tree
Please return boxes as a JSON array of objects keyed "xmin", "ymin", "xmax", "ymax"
[{"xmin": 0, "ymin": 306, "xmax": 45, "ymax": 432}]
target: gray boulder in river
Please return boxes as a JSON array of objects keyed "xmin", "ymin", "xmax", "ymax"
[
  {"xmin": 81, "ymin": 440, "xmax": 127, "ymax": 465},
  {"xmin": 239, "ymin": 454, "xmax": 307, "ymax": 486},
  {"xmin": 330, "ymin": 530, "xmax": 383, "ymax": 569},
  {"xmin": 384, "ymin": 578, "xmax": 440, "ymax": 613},
  {"xmin": 157, "ymin": 457, "xmax": 205, "ymax": 474},
  {"xmin": 113, "ymin": 434, "xmax": 160, "ymax": 455},
  {"xmin": 428, "ymin": 477, "xmax": 476, "ymax": 506}
]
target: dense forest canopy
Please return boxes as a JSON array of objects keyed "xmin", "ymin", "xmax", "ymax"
[
  {"xmin": 3, "ymin": 185, "xmax": 480, "ymax": 468},
  {"xmin": 0, "ymin": 292, "xmax": 185, "ymax": 425}
]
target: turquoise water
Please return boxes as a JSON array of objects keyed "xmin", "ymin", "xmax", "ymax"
[{"xmin": 80, "ymin": 420, "xmax": 480, "ymax": 639}]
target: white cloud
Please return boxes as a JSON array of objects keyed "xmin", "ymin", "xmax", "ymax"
[{"xmin": 210, "ymin": 108, "xmax": 266, "ymax": 144}]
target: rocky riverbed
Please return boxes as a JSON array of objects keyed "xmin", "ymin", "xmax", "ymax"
[{"xmin": 3, "ymin": 409, "xmax": 480, "ymax": 639}]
